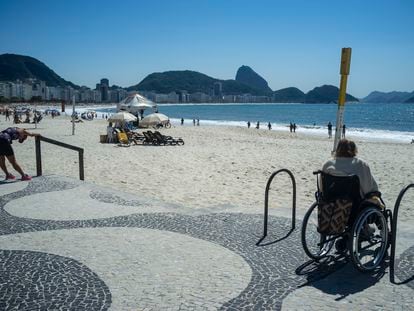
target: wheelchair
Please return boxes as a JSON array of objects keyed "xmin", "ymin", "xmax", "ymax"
[{"xmin": 301, "ymin": 171, "xmax": 392, "ymax": 272}]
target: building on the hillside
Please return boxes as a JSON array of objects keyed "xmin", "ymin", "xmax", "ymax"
[{"xmin": 189, "ymin": 92, "xmax": 211, "ymax": 103}]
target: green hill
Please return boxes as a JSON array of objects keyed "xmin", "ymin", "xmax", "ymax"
[
  {"xmin": 305, "ymin": 85, "xmax": 358, "ymax": 103},
  {"xmin": 405, "ymin": 95, "xmax": 414, "ymax": 103},
  {"xmin": 273, "ymin": 87, "xmax": 305, "ymax": 103},
  {"xmin": 128, "ymin": 70, "xmax": 265, "ymax": 95},
  {"xmin": 0, "ymin": 53, "xmax": 79, "ymax": 88}
]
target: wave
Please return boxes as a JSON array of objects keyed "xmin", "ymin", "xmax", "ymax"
[
  {"xmin": 60, "ymin": 104, "xmax": 413, "ymax": 144},
  {"xmin": 169, "ymin": 118, "xmax": 414, "ymax": 143}
]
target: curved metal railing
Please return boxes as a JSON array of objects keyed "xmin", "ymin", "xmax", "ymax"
[
  {"xmin": 390, "ymin": 183, "xmax": 414, "ymax": 284},
  {"xmin": 256, "ymin": 168, "xmax": 296, "ymax": 246}
]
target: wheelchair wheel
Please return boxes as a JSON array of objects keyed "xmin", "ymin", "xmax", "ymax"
[
  {"xmin": 301, "ymin": 202, "xmax": 334, "ymax": 260},
  {"xmin": 349, "ymin": 206, "xmax": 388, "ymax": 272}
]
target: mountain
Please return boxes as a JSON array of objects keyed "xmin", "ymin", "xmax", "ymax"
[
  {"xmin": 273, "ymin": 87, "xmax": 305, "ymax": 103},
  {"xmin": 405, "ymin": 95, "xmax": 414, "ymax": 103},
  {"xmin": 128, "ymin": 70, "xmax": 265, "ymax": 95},
  {"xmin": 361, "ymin": 91, "xmax": 414, "ymax": 103},
  {"xmin": 305, "ymin": 85, "xmax": 358, "ymax": 103},
  {"xmin": 0, "ymin": 53, "xmax": 79, "ymax": 88},
  {"xmin": 235, "ymin": 65, "xmax": 272, "ymax": 93}
]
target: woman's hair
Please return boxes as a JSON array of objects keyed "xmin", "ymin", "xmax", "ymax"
[{"xmin": 335, "ymin": 139, "xmax": 357, "ymax": 157}]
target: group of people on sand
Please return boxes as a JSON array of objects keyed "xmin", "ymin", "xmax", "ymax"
[{"xmin": 2, "ymin": 108, "xmax": 42, "ymax": 124}]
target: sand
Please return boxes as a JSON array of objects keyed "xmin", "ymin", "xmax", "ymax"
[{"xmin": 0, "ymin": 115, "xmax": 413, "ymax": 220}]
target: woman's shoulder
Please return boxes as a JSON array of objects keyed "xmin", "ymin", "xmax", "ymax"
[{"xmin": 353, "ymin": 157, "xmax": 371, "ymax": 168}]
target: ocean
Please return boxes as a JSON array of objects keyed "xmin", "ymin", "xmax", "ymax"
[{"xmin": 90, "ymin": 102, "xmax": 413, "ymax": 143}]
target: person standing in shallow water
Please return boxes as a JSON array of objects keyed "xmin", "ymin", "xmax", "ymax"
[
  {"xmin": 256, "ymin": 121, "xmax": 260, "ymax": 129},
  {"xmin": 268, "ymin": 122, "xmax": 272, "ymax": 130},
  {"xmin": 247, "ymin": 121, "xmax": 251, "ymax": 128},
  {"xmin": 327, "ymin": 121, "xmax": 333, "ymax": 138},
  {"xmin": 181, "ymin": 118, "xmax": 184, "ymax": 125},
  {"xmin": 293, "ymin": 123, "xmax": 297, "ymax": 133}
]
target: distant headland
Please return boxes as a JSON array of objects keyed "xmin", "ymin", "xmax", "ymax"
[{"xmin": 0, "ymin": 53, "xmax": 412, "ymax": 104}]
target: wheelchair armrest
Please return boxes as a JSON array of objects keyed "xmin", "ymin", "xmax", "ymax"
[
  {"xmin": 364, "ymin": 191, "xmax": 382, "ymax": 199},
  {"xmin": 313, "ymin": 170, "xmax": 323, "ymax": 175}
]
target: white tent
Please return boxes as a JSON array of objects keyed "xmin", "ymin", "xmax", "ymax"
[{"xmin": 117, "ymin": 93, "xmax": 156, "ymax": 115}]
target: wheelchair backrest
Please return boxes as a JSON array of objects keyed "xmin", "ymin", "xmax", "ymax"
[{"xmin": 319, "ymin": 172, "xmax": 361, "ymax": 203}]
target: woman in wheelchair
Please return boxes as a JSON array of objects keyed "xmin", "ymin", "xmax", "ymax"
[{"xmin": 302, "ymin": 139, "xmax": 390, "ymax": 272}]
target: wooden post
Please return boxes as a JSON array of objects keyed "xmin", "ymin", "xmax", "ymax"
[
  {"xmin": 79, "ymin": 149, "xmax": 84, "ymax": 180},
  {"xmin": 72, "ymin": 95, "xmax": 76, "ymax": 135},
  {"xmin": 333, "ymin": 47, "xmax": 352, "ymax": 154},
  {"xmin": 35, "ymin": 136, "xmax": 42, "ymax": 176}
]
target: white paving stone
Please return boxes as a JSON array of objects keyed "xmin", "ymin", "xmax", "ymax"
[
  {"xmin": 4, "ymin": 186, "xmax": 156, "ymax": 220},
  {"xmin": 0, "ymin": 227, "xmax": 252, "ymax": 310},
  {"xmin": 0, "ymin": 180, "xmax": 28, "ymax": 196}
]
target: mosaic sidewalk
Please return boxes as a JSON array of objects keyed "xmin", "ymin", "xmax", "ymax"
[{"xmin": 0, "ymin": 176, "xmax": 413, "ymax": 310}]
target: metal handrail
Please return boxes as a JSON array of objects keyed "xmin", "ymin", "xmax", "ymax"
[
  {"xmin": 35, "ymin": 135, "xmax": 84, "ymax": 180},
  {"xmin": 256, "ymin": 168, "xmax": 296, "ymax": 245},
  {"xmin": 390, "ymin": 183, "xmax": 414, "ymax": 284}
]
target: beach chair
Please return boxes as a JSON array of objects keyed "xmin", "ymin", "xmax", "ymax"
[
  {"xmin": 117, "ymin": 132, "xmax": 130, "ymax": 147},
  {"xmin": 154, "ymin": 131, "xmax": 185, "ymax": 146},
  {"xmin": 142, "ymin": 131, "xmax": 158, "ymax": 145},
  {"xmin": 128, "ymin": 132, "xmax": 145, "ymax": 145}
]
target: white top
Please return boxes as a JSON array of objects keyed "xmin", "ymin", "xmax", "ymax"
[{"xmin": 322, "ymin": 157, "xmax": 378, "ymax": 196}]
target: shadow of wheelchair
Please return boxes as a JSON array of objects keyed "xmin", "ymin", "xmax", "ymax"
[{"xmin": 295, "ymin": 254, "xmax": 388, "ymax": 300}]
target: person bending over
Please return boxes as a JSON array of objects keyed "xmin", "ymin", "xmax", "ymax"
[{"xmin": 0, "ymin": 127, "xmax": 39, "ymax": 181}]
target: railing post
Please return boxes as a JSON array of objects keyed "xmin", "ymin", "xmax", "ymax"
[
  {"xmin": 78, "ymin": 149, "xmax": 84, "ymax": 181},
  {"xmin": 390, "ymin": 183, "xmax": 414, "ymax": 284},
  {"xmin": 35, "ymin": 136, "xmax": 42, "ymax": 176}
]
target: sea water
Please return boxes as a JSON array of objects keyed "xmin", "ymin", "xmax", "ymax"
[{"xmin": 91, "ymin": 102, "xmax": 413, "ymax": 143}]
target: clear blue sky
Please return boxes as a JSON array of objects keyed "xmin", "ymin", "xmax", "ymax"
[{"xmin": 1, "ymin": 0, "xmax": 413, "ymax": 97}]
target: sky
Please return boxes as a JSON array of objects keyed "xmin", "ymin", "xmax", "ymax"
[{"xmin": 0, "ymin": 0, "xmax": 413, "ymax": 98}]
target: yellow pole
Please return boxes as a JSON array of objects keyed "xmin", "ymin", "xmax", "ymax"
[{"xmin": 333, "ymin": 47, "xmax": 352, "ymax": 154}]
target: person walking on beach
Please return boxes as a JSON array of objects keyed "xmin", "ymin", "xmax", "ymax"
[
  {"xmin": 256, "ymin": 121, "xmax": 260, "ymax": 129},
  {"xmin": 0, "ymin": 127, "xmax": 39, "ymax": 181},
  {"xmin": 197, "ymin": 118, "xmax": 200, "ymax": 126},
  {"xmin": 342, "ymin": 124, "xmax": 346, "ymax": 138},
  {"xmin": 181, "ymin": 118, "xmax": 184, "ymax": 125},
  {"xmin": 293, "ymin": 123, "xmax": 297, "ymax": 133},
  {"xmin": 289, "ymin": 122, "xmax": 293, "ymax": 133},
  {"xmin": 247, "ymin": 121, "xmax": 251, "ymax": 128},
  {"xmin": 5, "ymin": 109, "xmax": 10, "ymax": 121},
  {"xmin": 268, "ymin": 122, "xmax": 272, "ymax": 130},
  {"xmin": 327, "ymin": 121, "xmax": 333, "ymax": 138},
  {"xmin": 193, "ymin": 118, "xmax": 196, "ymax": 126}
]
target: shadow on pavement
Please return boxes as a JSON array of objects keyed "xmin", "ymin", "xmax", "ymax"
[{"xmin": 296, "ymin": 256, "xmax": 387, "ymax": 300}]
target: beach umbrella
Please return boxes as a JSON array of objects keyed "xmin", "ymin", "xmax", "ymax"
[
  {"xmin": 140, "ymin": 113, "xmax": 169, "ymax": 127},
  {"xmin": 108, "ymin": 111, "xmax": 137, "ymax": 122}
]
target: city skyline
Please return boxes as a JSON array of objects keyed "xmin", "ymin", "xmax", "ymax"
[{"xmin": 1, "ymin": 0, "xmax": 414, "ymax": 97}]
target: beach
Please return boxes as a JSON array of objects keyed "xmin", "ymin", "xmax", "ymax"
[{"xmin": 1, "ymin": 115, "xmax": 413, "ymax": 220}]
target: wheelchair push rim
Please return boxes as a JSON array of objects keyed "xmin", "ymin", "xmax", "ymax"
[
  {"xmin": 349, "ymin": 206, "xmax": 388, "ymax": 272},
  {"xmin": 301, "ymin": 202, "xmax": 335, "ymax": 260}
]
